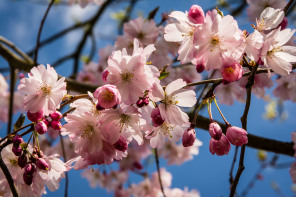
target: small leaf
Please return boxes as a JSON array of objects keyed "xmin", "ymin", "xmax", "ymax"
[
  {"xmin": 148, "ymin": 6, "xmax": 159, "ymax": 20},
  {"xmin": 13, "ymin": 113, "xmax": 25, "ymax": 131},
  {"xmin": 158, "ymin": 65, "xmax": 170, "ymax": 80}
]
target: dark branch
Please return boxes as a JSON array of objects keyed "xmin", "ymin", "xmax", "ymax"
[{"xmin": 155, "ymin": 148, "xmax": 166, "ymax": 197}]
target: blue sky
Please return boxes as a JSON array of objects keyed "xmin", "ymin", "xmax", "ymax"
[{"xmin": 0, "ymin": 0, "xmax": 295, "ymax": 196}]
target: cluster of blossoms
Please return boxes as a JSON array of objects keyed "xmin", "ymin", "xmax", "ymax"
[{"xmin": 1, "ymin": 0, "xmax": 296, "ymax": 196}]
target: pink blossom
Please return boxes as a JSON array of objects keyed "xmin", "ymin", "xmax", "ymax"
[
  {"xmin": 152, "ymin": 78, "xmax": 196, "ymax": 125},
  {"xmin": 221, "ymin": 60, "xmax": 243, "ymax": 83},
  {"xmin": 18, "ymin": 64, "xmax": 67, "ymax": 116},
  {"xmin": 256, "ymin": 7, "xmax": 284, "ymax": 32},
  {"xmin": 27, "ymin": 109, "xmax": 44, "ymax": 122},
  {"xmin": 215, "ymin": 82, "xmax": 246, "ymax": 105},
  {"xmin": 245, "ymin": 30, "xmax": 264, "ymax": 62},
  {"xmin": 182, "ymin": 127, "xmax": 196, "ymax": 147},
  {"xmin": 164, "ymin": 10, "xmax": 199, "ymax": 63},
  {"xmin": 260, "ymin": 28, "xmax": 296, "ymax": 76},
  {"xmin": 151, "ymin": 107, "xmax": 165, "ymax": 127},
  {"xmin": 209, "ymin": 134, "xmax": 231, "ymax": 156},
  {"xmin": 226, "ymin": 125, "xmax": 248, "ymax": 146},
  {"xmin": 273, "ymin": 73, "xmax": 296, "ymax": 102},
  {"xmin": 188, "ymin": 5, "xmax": 205, "ymax": 24},
  {"xmin": 193, "ymin": 9, "xmax": 245, "ymax": 70},
  {"xmin": 94, "ymin": 84, "xmax": 121, "ymax": 109},
  {"xmin": 209, "ymin": 122, "xmax": 222, "ymax": 140}
]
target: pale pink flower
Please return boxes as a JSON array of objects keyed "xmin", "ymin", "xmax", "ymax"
[
  {"xmin": 164, "ymin": 10, "xmax": 199, "ymax": 63},
  {"xmin": 256, "ymin": 7, "xmax": 284, "ymax": 32},
  {"xmin": 165, "ymin": 187, "xmax": 200, "ymax": 197},
  {"xmin": 215, "ymin": 82, "xmax": 246, "ymax": 105},
  {"xmin": 123, "ymin": 17, "xmax": 159, "ymax": 46},
  {"xmin": 221, "ymin": 59, "xmax": 243, "ymax": 83},
  {"xmin": 273, "ymin": 73, "xmax": 296, "ymax": 102},
  {"xmin": 245, "ymin": 30, "xmax": 264, "ymax": 62},
  {"xmin": 94, "ymin": 84, "xmax": 121, "ymax": 109},
  {"xmin": 77, "ymin": 61, "xmax": 104, "ymax": 85},
  {"xmin": 247, "ymin": 0, "xmax": 286, "ymax": 22},
  {"xmin": 0, "ymin": 73, "xmax": 8, "ymax": 93},
  {"xmin": 130, "ymin": 178, "xmax": 161, "ymax": 197},
  {"xmin": 105, "ymin": 41, "xmax": 157, "ymax": 105},
  {"xmin": 98, "ymin": 45, "xmax": 115, "ymax": 68},
  {"xmin": 146, "ymin": 121, "xmax": 184, "ymax": 148},
  {"xmin": 260, "ymin": 28, "xmax": 296, "ymax": 76},
  {"xmin": 18, "ymin": 64, "xmax": 67, "ymax": 115},
  {"xmin": 193, "ymin": 9, "xmax": 245, "ymax": 70},
  {"xmin": 152, "ymin": 78, "xmax": 196, "ymax": 125},
  {"xmin": 151, "ymin": 168, "xmax": 172, "ymax": 189}
]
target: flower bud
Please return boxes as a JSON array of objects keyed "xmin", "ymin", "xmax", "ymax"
[
  {"xmin": 51, "ymin": 120, "xmax": 62, "ymax": 131},
  {"xmin": 188, "ymin": 5, "xmax": 205, "ymax": 24},
  {"xmin": 36, "ymin": 158, "xmax": 49, "ymax": 171},
  {"xmin": 94, "ymin": 85, "xmax": 121, "ymax": 109},
  {"xmin": 12, "ymin": 135, "xmax": 23, "ymax": 146},
  {"xmin": 209, "ymin": 134, "xmax": 231, "ymax": 156},
  {"xmin": 24, "ymin": 163, "xmax": 36, "ymax": 175},
  {"xmin": 182, "ymin": 127, "xmax": 196, "ymax": 147},
  {"xmin": 196, "ymin": 63, "xmax": 205, "ymax": 73},
  {"xmin": 23, "ymin": 172, "xmax": 34, "ymax": 185},
  {"xmin": 151, "ymin": 107, "xmax": 165, "ymax": 127},
  {"xmin": 27, "ymin": 109, "xmax": 44, "ymax": 122},
  {"xmin": 18, "ymin": 153, "xmax": 27, "ymax": 168},
  {"xmin": 43, "ymin": 118, "xmax": 50, "ymax": 127},
  {"xmin": 278, "ymin": 17, "xmax": 288, "ymax": 29},
  {"xmin": 35, "ymin": 121, "xmax": 48, "ymax": 135},
  {"xmin": 221, "ymin": 62, "xmax": 243, "ymax": 84},
  {"xmin": 102, "ymin": 69, "xmax": 109, "ymax": 82},
  {"xmin": 113, "ymin": 136, "xmax": 128, "ymax": 152},
  {"xmin": 226, "ymin": 125, "xmax": 248, "ymax": 146},
  {"xmin": 12, "ymin": 145, "xmax": 22, "ymax": 156},
  {"xmin": 136, "ymin": 97, "xmax": 149, "ymax": 108},
  {"xmin": 133, "ymin": 161, "xmax": 143, "ymax": 170},
  {"xmin": 49, "ymin": 111, "xmax": 63, "ymax": 121},
  {"xmin": 209, "ymin": 122, "xmax": 222, "ymax": 140}
]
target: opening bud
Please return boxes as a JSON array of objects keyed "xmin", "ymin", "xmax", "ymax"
[
  {"xmin": 12, "ymin": 145, "xmax": 22, "ymax": 156},
  {"xmin": 12, "ymin": 135, "xmax": 23, "ymax": 146},
  {"xmin": 24, "ymin": 163, "xmax": 36, "ymax": 175},
  {"xmin": 18, "ymin": 153, "xmax": 27, "ymax": 168},
  {"xmin": 49, "ymin": 111, "xmax": 63, "ymax": 121},
  {"xmin": 113, "ymin": 136, "xmax": 128, "ymax": 152},
  {"xmin": 221, "ymin": 61, "xmax": 243, "ymax": 84},
  {"xmin": 51, "ymin": 120, "xmax": 62, "ymax": 131},
  {"xmin": 182, "ymin": 127, "xmax": 196, "ymax": 147},
  {"xmin": 94, "ymin": 84, "xmax": 121, "ymax": 109},
  {"xmin": 151, "ymin": 107, "xmax": 165, "ymax": 127},
  {"xmin": 27, "ymin": 109, "xmax": 44, "ymax": 122},
  {"xmin": 209, "ymin": 134, "xmax": 231, "ymax": 156},
  {"xmin": 209, "ymin": 122, "xmax": 222, "ymax": 140},
  {"xmin": 226, "ymin": 125, "xmax": 248, "ymax": 146},
  {"xmin": 36, "ymin": 158, "xmax": 49, "ymax": 171},
  {"xmin": 35, "ymin": 121, "xmax": 48, "ymax": 135},
  {"xmin": 188, "ymin": 5, "xmax": 205, "ymax": 24}
]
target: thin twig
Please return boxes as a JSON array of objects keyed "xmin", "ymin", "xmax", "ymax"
[
  {"xmin": 229, "ymin": 146, "xmax": 239, "ymax": 184},
  {"xmin": 0, "ymin": 155, "xmax": 18, "ymax": 197},
  {"xmin": 34, "ymin": 0, "xmax": 55, "ymax": 65},
  {"xmin": 155, "ymin": 148, "xmax": 166, "ymax": 197},
  {"xmin": 230, "ymin": 63, "xmax": 259, "ymax": 197},
  {"xmin": 283, "ymin": 0, "xmax": 295, "ymax": 13},
  {"xmin": 60, "ymin": 94, "xmax": 89, "ymax": 109},
  {"xmin": 59, "ymin": 134, "xmax": 68, "ymax": 197},
  {"xmin": 7, "ymin": 67, "xmax": 15, "ymax": 135}
]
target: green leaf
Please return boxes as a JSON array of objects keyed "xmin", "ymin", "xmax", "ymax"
[
  {"xmin": 13, "ymin": 113, "xmax": 25, "ymax": 131},
  {"xmin": 158, "ymin": 71, "xmax": 169, "ymax": 80}
]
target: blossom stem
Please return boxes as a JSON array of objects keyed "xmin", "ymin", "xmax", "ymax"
[
  {"xmin": 207, "ymin": 100, "xmax": 213, "ymax": 121},
  {"xmin": 154, "ymin": 148, "xmax": 166, "ymax": 197},
  {"xmin": 7, "ymin": 67, "xmax": 15, "ymax": 135},
  {"xmin": 192, "ymin": 102, "xmax": 204, "ymax": 125},
  {"xmin": 213, "ymin": 99, "xmax": 229, "ymax": 125},
  {"xmin": 59, "ymin": 134, "xmax": 68, "ymax": 197},
  {"xmin": 0, "ymin": 155, "xmax": 18, "ymax": 197}
]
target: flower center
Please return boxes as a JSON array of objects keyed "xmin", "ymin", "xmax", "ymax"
[
  {"xmin": 102, "ymin": 89, "xmax": 114, "ymax": 101},
  {"xmin": 121, "ymin": 71, "xmax": 134, "ymax": 82},
  {"xmin": 164, "ymin": 95, "xmax": 178, "ymax": 106},
  {"xmin": 9, "ymin": 159, "xmax": 18, "ymax": 166},
  {"xmin": 225, "ymin": 67, "xmax": 234, "ymax": 74},
  {"xmin": 210, "ymin": 35, "xmax": 220, "ymax": 49},
  {"xmin": 161, "ymin": 123, "xmax": 174, "ymax": 138},
  {"xmin": 41, "ymin": 85, "xmax": 51, "ymax": 95},
  {"xmin": 81, "ymin": 124, "xmax": 95, "ymax": 138}
]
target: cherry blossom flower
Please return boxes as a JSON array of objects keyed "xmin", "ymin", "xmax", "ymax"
[
  {"xmin": 152, "ymin": 78, "xmax": 196, "ymax": 125},
  {"xmin": 260, "ymin": 28, "xmax": 296, "ymax": 76},
  {"xmin": 18, "ymin": 64, "xmax": 67, "ymax": 116},
  {"xmin": 193, "ymin": 9, "xmax": 245, "ymax": 70},
  {"xmin": 256, "ymin": 7, "xmax": 284, "ymax": 32},
  {"xmin": 245, "ymin": 30, "xmax": 264, "ymax": 62},
  {"xmin": 273, "ymin": 73, "xmax": 296, "ymax": 102}
]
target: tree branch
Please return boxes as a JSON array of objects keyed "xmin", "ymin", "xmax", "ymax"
[{"xmin": 154, "ymin": 148, "xmax": 166, "ymax": 197}]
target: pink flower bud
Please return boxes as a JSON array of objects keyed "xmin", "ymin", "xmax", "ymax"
[
  {"xmin": 102, "ymin": 69, "xmax": 110, "ymax": 82},
  {"xmin": 221, "ymin": 62, "xmax": 243, "ymax": 84},
  {"xmin": 12, "ymin": 145, "xmax": 22, "ymax": 156},
  {"xmin": 151, "ymin": 107, "xmax": 164, "ymax": 127},
  {"xmin": 18, "ymin": 153, "xmax": 27, "ymax": 168},
  {"xmin": 188, "ymin": 5, "xmax": 205, "ymax": 24},
  {"xmin": 51, "ymin": 120, "xmax": 62, "ymax": 131},
  {"xmin": 196, "ymin": 63, "xmax": 205, "ymax": 73},
  {"xmin": 35, "ymin": 121, "xmax": 48, "ymax": 135},
  {"xmin": 94, "ymin": 85, "xmax": 121, "ymax": 109},
  {"xmin": 113, "ymin": 136, "xmax": 128, "ymax": 152},
  {"xmin": 19, "ymin": 73, "xmax": 25, "ymax": 79},
  {"xmin": 226, "ymin": 126, "xmax": 248, "ymax": 146},
  {"xmin": 36, "ymin": 158, "xmax": 49, "ymax": 171},
  {"xmin": 209, "ymin": 134, "xmax": 231, "ymax": 156},
  {"xmin": 43, "ymin": 118, "xmax": 50, "ymax": 127},
  {"xmin": 182, "ymin": 127, "xmax": 196, "ymax": 147},
  {"xmin": 12, "ymin": 135, "xmax": 23, "ymax": 146},
  {"xmin": 278, "ymin": 17, "xmax": 288, "ymax": 29},
  {"xmin": 23, "ymin": 172, "xmax": 34, "ymax": 185},
  {"xmin": 209, "ymin": 122, "xmax": 222, "ymax": 140},
  {"xmin": 133, "ymin": 161, "xmax": 143, "ymax": 170},
  {"xmin": 136, "ymin": 97, "xmax": 149, "ymax": 108},
  {"xmin": 49, "ymin": 111, "xmax": 63, "ymax": 121},
  {"xmin": 27, "ymin": 109, "xmax": 44, "ymax": 122},
  {"xmin": 24, "ymin": 163, "xmax": 36, "ymax": 175}
]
